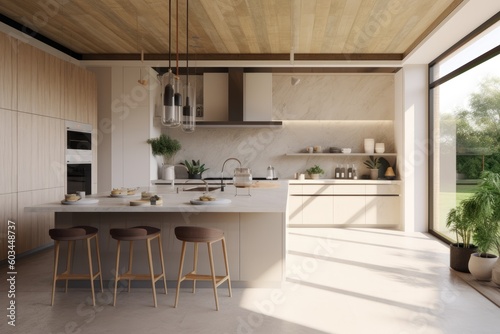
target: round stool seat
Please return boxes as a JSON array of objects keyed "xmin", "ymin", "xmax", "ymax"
[
  {"xmin": 174, "ymin": 226, "xmax": 224, "ymax": 243},
  {"xmin": 49, "ymin": 226, "xmax": 98, "ymax": 241},
  {"xmin": 110, "ymin": 226, "xmax": 160, "ymax": 241}
]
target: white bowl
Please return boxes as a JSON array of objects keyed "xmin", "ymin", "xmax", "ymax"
[{"xmin": 341, "ymin": 148, "xmax": 351, "ymax": 154}]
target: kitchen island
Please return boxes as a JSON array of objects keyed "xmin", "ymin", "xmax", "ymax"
[{"xmin": 25, "ymin": 181, "xmax": 288, "ymax": 287}]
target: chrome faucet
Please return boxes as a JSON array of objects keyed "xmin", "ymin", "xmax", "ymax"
[
  {"xmin": 183, "ymin": 178, "xmax": 209, "ymax": 192},
  {"xmin": 220, "ymin": 158, "xmax": 242, "ymax": 192}
]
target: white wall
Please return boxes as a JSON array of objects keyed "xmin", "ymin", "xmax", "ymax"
[{"xmin": 398, "ymin": 65, "xmax": 428, "ymax": 232}]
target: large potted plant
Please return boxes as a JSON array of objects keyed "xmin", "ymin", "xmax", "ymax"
[
  {"xmin": 446, "ymin": 203, "xmax": 478, "ymax": 272},
  {"xmin": 462, "ymin": 171, "xmax": 500, "ymax": 281},
  {"xmin": 147, "ymin": 134, "xmax": 181, "ymax": 180}
]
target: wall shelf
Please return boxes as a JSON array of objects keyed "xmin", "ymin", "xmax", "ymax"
[{"xmin": 285, "ymin": 153, "xmax": 397, "ymax": 157}]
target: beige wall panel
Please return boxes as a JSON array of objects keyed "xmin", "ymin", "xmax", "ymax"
[
  {"xmin": 17, "ymin": 42, "xmax": 33, "ymax": 113},
  {"xmin": 48, "ymin": 54, "xmax": 62, "ymax": 118},
  {"xmin": 63, "ymin": 62, "xmax": 77, "ymax": 121},
  {"xmin": 0, "ymin": 32, "xmax": 17, "ymax": 110},
  {"xmin": 0, "ymin": 108, "xmax": 18, "ymax": 194},
  {"xmin": 17, "ymin": 113, "xmax": 34, "ymax": 192},
  {"xmin": 0, "ymin": 193, "xmax": 17, "ymax": 261}
]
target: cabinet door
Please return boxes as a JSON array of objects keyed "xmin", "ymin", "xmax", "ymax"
[
  {"xmin": 302, "ymin": 196, "xmax": 333, "ymax": 225},
  {"xmin": 287, "ymin": 195, "xmax": 303, "ymax": 225},
  {"xmin": 333, "ymin": 196, "xmax": 366, "ymax": 225},
  {"xmin": 365, "ymin": 196, "xmax": 400, "ymax": 226}
]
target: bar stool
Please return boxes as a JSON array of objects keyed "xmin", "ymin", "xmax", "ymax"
[
  {"xmin": 110, "ymin": 226, "xmax": 167, "ymax": 308},
  {"xmin": 49, "ymin": 226, "xmax": 103, "ymax": 306},
  {"xmin": 174, "ymin": 226, "xmax": 232, "ymax": 311}
]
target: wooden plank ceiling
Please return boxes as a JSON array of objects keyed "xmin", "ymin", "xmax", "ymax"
[{"xmin": 0, "ymin": 0, "xmax": 463, "ymax": 61}]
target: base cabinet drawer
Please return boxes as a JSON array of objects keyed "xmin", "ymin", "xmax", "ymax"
[
  {"xmin": 302, "ymin": 196, "xmax": 334, "ymax": 224},
  {"xmin": 365, "ymin": 196, "xmax": 400, "ymax": 225},
  {"xmin": 287, "ymin": 195, "xmax": 303, "ymax": 224},
  {"xmin": 333, "ymin": 196, "xmax": 366, "ymax": 225}
]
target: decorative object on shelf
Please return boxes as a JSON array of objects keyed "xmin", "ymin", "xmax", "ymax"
[
  {"xmin": 384, "ymin": 166, "xmax": 396, "ymax": 180},
  {"xmin": 313, "ymin": 146, "xmax": 322, "ymax": 153},
  {"xmin": 375, "ymin": 142, "xmax": 385, "ymax": 153},
  {"xmin": 363, "ymin": 156, "xmax": 380, "ymax": 180},
  {"xmin": 364, "ymin": 138, "xmax": 375, "ymax": 154},
  {"xmin": 330, "ymin": 147, "xmax": 341, "ymax": 153},
  {"xmin": 306, "ymin": 165, "xmax": 324, "ymax": 179},
  {"xmin": 341, "ymin": 148, "xmax": 351, "ymax": 154},
  {"xmin": 147, "ymin": 134, "xmax": 181, "ymax": 180},
  {"xmin": 181, "ymin": 159, "xmax": 209, "ymax": 179},
  {"xmin": 306, "ymin": 146, "xmax": 314, "ymax": 153},
  {"xmin": 378, "ymin": 157, "xmax": 391, "ymax": 179}
]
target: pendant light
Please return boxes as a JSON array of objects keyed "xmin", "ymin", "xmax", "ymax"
[
  {"xmin": 162, "ymin": 0, "xmax": 180, "ymax": 127},
  {"xmin": 182, "ymin": 0, "xmax": 195, "ymax": 132},
  {"xmin": 173, "ymin": 0, "xmax": 182, "ymax": 128}
]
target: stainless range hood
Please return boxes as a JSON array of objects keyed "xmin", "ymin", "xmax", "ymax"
[{"xmin": 197, "ymin": 68, "xmax": 282, "ymax": 128}]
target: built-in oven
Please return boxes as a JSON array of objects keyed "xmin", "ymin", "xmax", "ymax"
[{"xmin": 66, "ymin": 121, "xmax": 92, "ymax": 194}]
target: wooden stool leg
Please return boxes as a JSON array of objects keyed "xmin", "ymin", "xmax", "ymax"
[
  {"xmin": 94, "ymin": 235, "xmax": 103, "ymax": 293},
  {"xmin": 174, "ymin": 241, "xmax": 187, "ymax": 308},
  {"xmin": 86, "ymin": 238, "xmax": 96, "ymax": 306},
  {"xmin": 207, "ymin": 241, "xmax": 219, "ymax": 311},
  {"xmin": 221, "ymin": 237, "xmax": 232, "ymax": 297},
  {"xmin": 146, "ymin": 238, "xmax": 157, "ymax": 308},
  {"xmin": 65, "ymin": 240, "xmax": 74, "ymax": 293},
  {"xmin": 51, "ymin": 241, "xmax": 60, "ymax": 306},
  {"xmin": 157, "ymin": 234, "xmax": 167, "ymax": 294},
  {"xmin": 128, "ymin": 241, "xmax": 134, "ymax": 293},
  {"xmin": 113, "ymin": 240, "xmax": 121, "ymax": 306},
  {"xmin": 192, "ymin": 242, "xmax": 198, "ymax": 293}
]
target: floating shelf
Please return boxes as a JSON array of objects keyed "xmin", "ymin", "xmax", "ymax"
[{"xmin": 285, "ymin": 153, "xmax": 397, "ymax": 157}]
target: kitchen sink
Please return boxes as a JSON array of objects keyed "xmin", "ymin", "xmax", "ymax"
[{"xmin": 183, "ymin": 186, "xmax": 221, "ymax": 192}]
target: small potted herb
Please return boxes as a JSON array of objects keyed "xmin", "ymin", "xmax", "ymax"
[
  {"xmin": 306, "ymin": 165, "xmax": 324, "ymax": 179},
  {"xmin": 181, "ymin": 159, "xmax": 209, "ymax": 179},
  {"xmin": 364, "ymin": 156, "xmax": 381, "ymax": 180}
]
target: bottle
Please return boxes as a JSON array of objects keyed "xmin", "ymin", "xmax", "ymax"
[
  {"xmin": 266, "ymin": 165, "xmax": 275, "ymax": 179},
  {"xmin": 340, "ymin": 164, "xmax": 345, "ymax": 179},
  {"xmin": 347, "ymin": 164, "xmax": 353, "ymax": 179},
  {"xmin": 335, "ymin": 164, "xmax": 340, "ymax": 179},
  {"xmin": 353, "ymin": 164, "xmax": 358, "ymax": 179}
]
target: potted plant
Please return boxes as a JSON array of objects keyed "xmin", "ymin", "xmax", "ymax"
[
  {"xmin": 462, "ymin": 171, "xmax": 500, "ymax": 281},
  {"xmin": 306, "ymin": 165, "xmax": 324, "ymax": 179},
  {"xmin": 446, "ymin": 203, "xmax": 478, "ymax": 272},
  {"xmin": 181, "ymin": 159, "xmax": 209, "ymax": 179},
  {"xmin": 363, "ymin": 156, "xmax": 380, "ymax": 180},
  {"xmin": 147, "ymin": 134, "xmax": 181, "ymax": 179}
]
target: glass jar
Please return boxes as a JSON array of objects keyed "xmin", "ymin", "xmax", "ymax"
[{"xmin": 233, "ymin": 168, "xmax": 253, "ymax": 187}]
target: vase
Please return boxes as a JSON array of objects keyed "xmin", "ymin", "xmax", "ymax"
[
  {"xmin": 188, "ymin": 173, "xmax": 202, "ymax": 179},
  {"xmin": 162, "ymin": 165, "xmax": 175, "ymax": 180},
  {"xmin": 492, "ymin": 258, "xmax": 500, "ymax": 286},
  {"xmin": 468, "ymin": 253, "xmax": 498, "ymax": 281},
  {"xmin": 449, "ymin": 243, "xmax": 477, "ymax": 273},
  {"xmin": 364, "ymin": 138, "xmax": 375, "ymax": 154},
  {"xmin": 375, "ymin": 142, "xmax": 385, "ymax": 153},
  {"xmin": 370, "ymin": 169, "xmax": 379, "ymax": 180}
]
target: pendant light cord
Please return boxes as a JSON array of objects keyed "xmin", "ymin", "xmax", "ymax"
[
  {"xmin": 176, "ymin": 0, "xmax": 179, "ymax": 75},
  {"xmin": 168, "ymin": 0, "xmax": 171, "ymax": 69},
  {"xmin": 186, "ymin": 0, "xmax": 189, "ymax": 84}
]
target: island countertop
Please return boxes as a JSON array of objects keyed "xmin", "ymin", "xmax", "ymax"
[{"xmin": 24, "ymin": 180, "xmax": 288, "ymax": 213}]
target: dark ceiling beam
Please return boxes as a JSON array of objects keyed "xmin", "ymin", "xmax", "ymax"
[
  {"xmin": 81, "ymin": 53, "xmax": 404, "ymax": 62},
  {"xmin": 152, "ymin": 67, "xmax": 401, "ymax": 76},
  {"xmin": 0, "ymin": 13, "xmax": 82, "ymax": 60}
]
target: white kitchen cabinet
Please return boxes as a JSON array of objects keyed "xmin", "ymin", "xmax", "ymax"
[
  {"xmin": 333, "ymin": 196, "xmax": 366, "ymax": 225},
  {"xmin": 302, "ymin": 195, "xmax": 334, "ymax": 225},
  {"xmin": 365, "ymin": 196, "xmax": 400, "ymax": 225},
  {"xmin": 203, "ymin": 73, "xmax": 228, "ymax": 121},
  {"xmin": 244, "ymin": 73, "xmax": 272, "ymax": 121},
  {"xmin": 287, "ymin": 195, "xmax": 303, "ymax": 224}
]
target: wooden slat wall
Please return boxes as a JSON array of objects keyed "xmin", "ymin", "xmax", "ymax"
[
  {"xmin": 0, "ymin": 0, "xmax": 462, "ymax": 57},
  {"xmin": 0, "ymin": 30, "xmax": 97, "ymax": 261}
]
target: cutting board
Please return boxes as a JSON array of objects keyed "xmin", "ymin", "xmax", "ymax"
[
  {"xmin": 249, "ymin": 181, "xmax": 280, "ymax": 189},
  {"xmin": 130, "ymin": 199, "xmax": 163, "ymax": 206}
]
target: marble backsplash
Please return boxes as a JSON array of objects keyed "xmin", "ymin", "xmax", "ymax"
[{"xmin": 166, "ymin": 120, "xmax": 395, "ymax": 180}]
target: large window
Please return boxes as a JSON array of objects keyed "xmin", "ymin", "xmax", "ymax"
[{"xmin": 430, "ymin": 16, "xmax": 500, "ymax": 239}]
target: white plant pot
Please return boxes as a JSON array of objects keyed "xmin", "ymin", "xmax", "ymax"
[
  {"xmin": 162, "ymin": 165, "xmax": 175, "ymax": 180},
  {"xmin": 492, "ymin": 258, "xmax": 500, "ymax": 286},
  {"xmin": 309, "ymin": 173, "xmax": 320, "ymax": 180},
  {"xmin": 370, "ymin": 169, "xmax": 379, "ymax": 180},
  {"xmin": 468, "ymin": 253, "xmax": 498, "ymax": 281}
]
